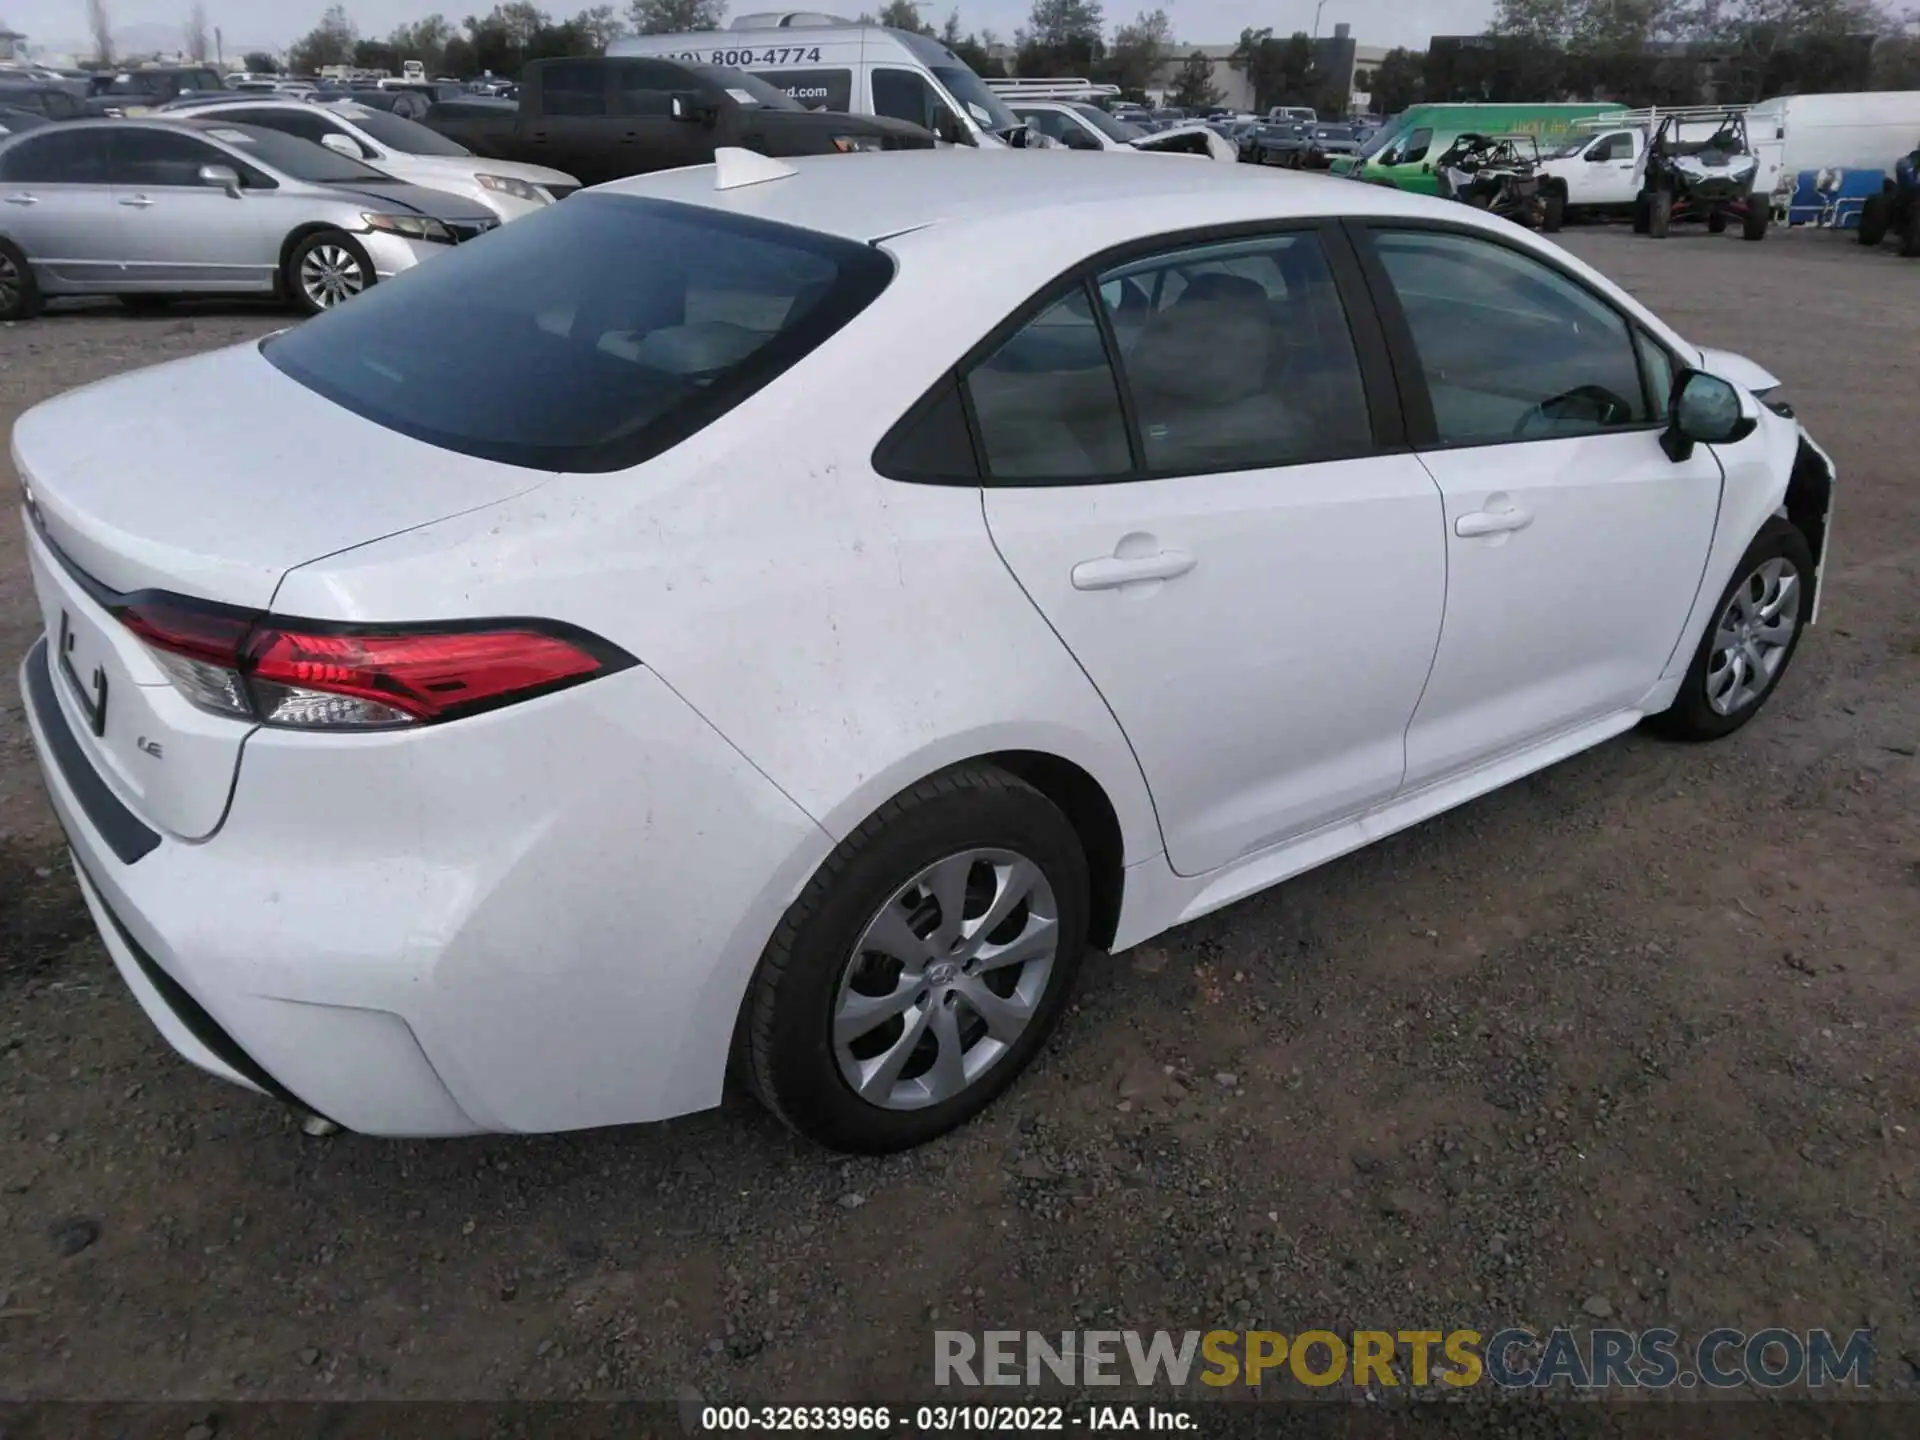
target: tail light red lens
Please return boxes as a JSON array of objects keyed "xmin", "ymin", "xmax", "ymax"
[
  {"xmin": 245, "ymin": 628, "xmax": 610, "ymax": 727},
  {"xmin": 113, "ymin": 593, "xmax": 634, "ymax": 731}
]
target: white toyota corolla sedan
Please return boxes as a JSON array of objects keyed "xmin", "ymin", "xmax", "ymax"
[{"xmin": 16, "ymin": 149, "xmax": 1834, "ymax": 1153}]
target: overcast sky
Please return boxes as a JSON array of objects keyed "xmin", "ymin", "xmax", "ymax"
[{"xmin": 9, "ymin": 0, "xmax": 1500, "ymax": 55}]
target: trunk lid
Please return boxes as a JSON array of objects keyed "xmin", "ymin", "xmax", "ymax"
[{"xmin": 16, "ymin": 341, "xmax": 551, "ymax": 842}]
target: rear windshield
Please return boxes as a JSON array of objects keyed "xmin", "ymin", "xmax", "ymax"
[{"xmin": 264, "ymin": 196, "xmax": 895, "ymax": 473}]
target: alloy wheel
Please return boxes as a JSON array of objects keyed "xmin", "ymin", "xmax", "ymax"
[
  {"xmin": 1706, "ymin": 556, "xmax": 1800, "ymax": 716},
  {"xmin": 832, "ymin": 848, "xmax": 1059, "ymax": 1112},
  {"xmin": 299, "ymin": 245, "xmax": 367, "ymax": 309}
]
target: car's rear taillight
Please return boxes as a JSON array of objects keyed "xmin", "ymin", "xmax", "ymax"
[{"xmin": 115, "ymin": 593, "xmax": 634, "ymax": 730}]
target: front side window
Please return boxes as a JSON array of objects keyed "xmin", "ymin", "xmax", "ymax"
[
  {"xmin": 0, "ymin": 127, "xmax": 112, "ymax": 182},
  {"xmin": 964, "ymin": 290, "xmax": 1131, "ymax": 481},
  {"xmin": 1097, "ymin": 232, "xmax": 1372, "ymax": 474},
  {"xmin": 1395, "ymin": 126, "xmax": 1433, "ymax": 164},
  {"xmin": 265, "ymin": 196, "xmax": 895, "ymax": 473},
  {"xmin": 110, "ymin": 129, "xmax": 225, "ymax": 186},
  {"xmin": 541, "ymin": 62, "xmax": 607, "ymax": 118},
  {"xmin": 871, "ymin": 69, "xmax": 951, "ymax": 136},
  {"xmin": 611, "ymin": 60, "xmax": 688, "ymax": 118},
  {"xmin": 1371, "ymin": 228, "xmax": 1651, "ymax": 445},
  {"xmin": 1636, "ymin": 329, "xmax": 1676, "ymax": 422},
  {"xmin": 1014, "ymin": 107, "xmax": 1073, "ymax": 143}
]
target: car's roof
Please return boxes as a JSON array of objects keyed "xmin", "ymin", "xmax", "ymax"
[{"xmin": 596, "ymin": 148, "xmax": 1448, "ymax": 244}]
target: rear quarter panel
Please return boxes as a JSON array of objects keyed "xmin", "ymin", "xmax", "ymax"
[{"xmin": 267, "ymin": 218, "xmax": 1170, "ymax": 868}]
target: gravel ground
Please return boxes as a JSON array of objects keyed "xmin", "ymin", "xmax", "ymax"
[{"xmin": 0, "ymin": 230, "xmax": 1916, "ymax": 1409}]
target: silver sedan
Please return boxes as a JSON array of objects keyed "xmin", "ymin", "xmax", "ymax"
[{"xmin": 0, "ymin": 117, "xmax": 501, "ymax": 319}]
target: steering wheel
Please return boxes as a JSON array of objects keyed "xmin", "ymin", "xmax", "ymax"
[{"xmin": 1512, "ymin": 384, "xmax": 1635, "ymax": 439}]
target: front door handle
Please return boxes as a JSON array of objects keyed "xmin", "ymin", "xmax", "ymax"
[
  {"xmin": 1071, "ymin": 548, "xmax": 1197, "ymax": 590},
  {"xmin": 1455, "ymin": 506, "xmax": 1534, "ymax": 538},
  {"xmin": 118, "ymin": 195, "xmax": 155, "ymax": 208},
  {"xmin": 3, "ymin": 192, "xmax": 38, "ymax": 206}
]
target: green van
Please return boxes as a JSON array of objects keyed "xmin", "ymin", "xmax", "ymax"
[{"xmin": 1334, "ymin": 103, "xmax": 1621, "ymax": 194}]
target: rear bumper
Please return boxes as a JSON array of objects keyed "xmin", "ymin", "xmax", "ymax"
[
  {"xmin": 22, "ymin": 638, "xmax": 480, "ymax": 1135},
  {"xmin": 18, "ymin": 635, "xmax": 833, "ymax": 1138}
]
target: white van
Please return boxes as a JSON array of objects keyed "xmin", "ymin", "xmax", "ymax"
[
  {"xmin": 607, "ymin": 12, "xmax": 1026, "ymax": 148},
  {"xmin": 1747, "ymin": 90, "xmax": 1920, "ymax": 179}
]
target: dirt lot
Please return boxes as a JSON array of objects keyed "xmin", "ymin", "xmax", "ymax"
[{"xmin": 1, "ymin": 230, "xmax": 1917, "ymax": 1410}]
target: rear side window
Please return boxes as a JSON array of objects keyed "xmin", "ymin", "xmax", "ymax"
[
  {"xmin": 762, "ymin": 68, "xmax": 852, "ymax": 111},
  {"xmin": 0, "ymin": 127, "xmax": 112, "ymax": 182},
  {"xmin": 541, "ymin": 62, "xmax": 607, "ymax": 117},
  {"xmin": 265, "ymin": 196, "xmax": 894, "ymax": 473},
  {"xmin": 964, "ymin": 289, "xmax": 1132, "ymax": 481}
]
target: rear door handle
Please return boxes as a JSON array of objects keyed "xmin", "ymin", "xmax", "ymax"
[
  {"xmin": 1070, "ymin": 549, "xmax": 1197, "ymax": 590},
  {"xmin": 3, "ymin": 192, "xmax": 37, "ymax": 206},
  {"xmin": 118, "ymin": 195, "xmax": 155, "ymax": 208},
  {"xmin": 1455, "ymin": 507, "xmax": 1534, "ymax": 538}
]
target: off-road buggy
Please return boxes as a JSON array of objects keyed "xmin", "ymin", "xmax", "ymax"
[
  {"xmin": 1856, "ymin": 143, "xmax": 1920, "ymax": 257},
  {"xmin": 1435, "ymin": 133, "xmax": 1553, "ymax": 229},
  {"xmin": 1634, "ymin": 110, "xmax": 1768, "ymax": 240}
]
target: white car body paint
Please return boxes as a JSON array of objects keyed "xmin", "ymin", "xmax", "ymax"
[{"xmin": 14, "ymin": 152, "xmax": 1830, "ymax": 1136}]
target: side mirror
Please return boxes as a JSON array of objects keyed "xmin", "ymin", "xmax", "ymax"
[
  {"xmin": 1663, "ymin": 369, "xmax": 1755, "ymax": 462},
  {"xmin": 198, "ymin": 163, "xmax": 242, "ymax": 197},
  {"xmin": 319, "ymin": 132, "xmax": 364, "ymax": 158},
  {"xmin": 932, "ymin": 108, "xmax": 967, "ymax": 146},
  {"xmin": 669, "ymin": 92, "xmax": 714, "ymax": 125}
]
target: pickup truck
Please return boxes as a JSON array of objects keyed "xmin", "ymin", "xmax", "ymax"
[
  {"xmin": 1534, "ymin": 125, "xmax": 1647, "ymax": 221},
  {"xmin": 81, "ymin": 66, "xmax": 228, "ymax": 116},
  {"xmin": 420, "ymin": 56, "xmax": 934, "ymax": 187}
]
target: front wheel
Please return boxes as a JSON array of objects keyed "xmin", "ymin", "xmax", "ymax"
[
  {"xmin": 1647, "ymin": 518, "xmax": 1814, "ymax": 742},
  {"xmin": 1632, "ymin": 191, "xmax": 1652, "ymax": 234},
  {"xmin": 1858, "ymin": 192, "xmax": 1890, "ymax": 247},
  {"xmin": 0, "ymin": 238, "xmax": 40, "ymax": 322},
  {"xmin": 1742, "ymin": 203, "xmax": 1769, "ymax": 241},
  {"xmin": 287, "ymin": 230, "xmax": 374, "ymax": 316},
  {"xmin": 1707, "ymin": 210, "xmax": 1728, "ymax": 234},
  {"xmin": 1542, "ymin": 191, "xmax": 1566, "ymax": 232},
  {"xmin": 1650, "ymin": 189, "xmax": 1672, "ymax": 238},
  {"xmin": 743, "ymin": 765, "xmax": 1090, "ymax": 1152}
]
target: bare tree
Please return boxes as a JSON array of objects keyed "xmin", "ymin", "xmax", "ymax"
[
  {"xmin": 185, "ymin": 1, "xmax": 211, "ymax": 62},
  {"xmin": 87, "ymin": 0, "xmax": 114, "ymax": 63}
]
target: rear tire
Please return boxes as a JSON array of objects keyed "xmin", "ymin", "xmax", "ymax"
[
  {"xmin": 286, "ymin": 230, "xmax": 374, "ymax": 316},
  {"xmin": 743, "ymin": 764, "xmax": 1090, "ymax": 1153},
  {"xmin": 1647, "ymin": 517, "xmax": 1814, "ymax": 742},
  {"xmin": 1650, "ymin": 188, "xmax": 1672, "ymax": 238},
  {"xmin": 0, "ymin": 238, "xmax": 40, "ymax": 322},
  {"xmin": 1542, "ymin": 191, "xmax": 1565, "ymax": 232},
  {"xmin": 1857, "ymin": 192, "xmax": 1889, "ymax": 247},
  {"xmin": 1742, "ymin": 203, "xmax": 1769, "ymax": 241}
]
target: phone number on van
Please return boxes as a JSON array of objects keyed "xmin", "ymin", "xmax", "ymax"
[{"xmin": 666, "ymin": 47, "xmax": 825, "ymax": 65}]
